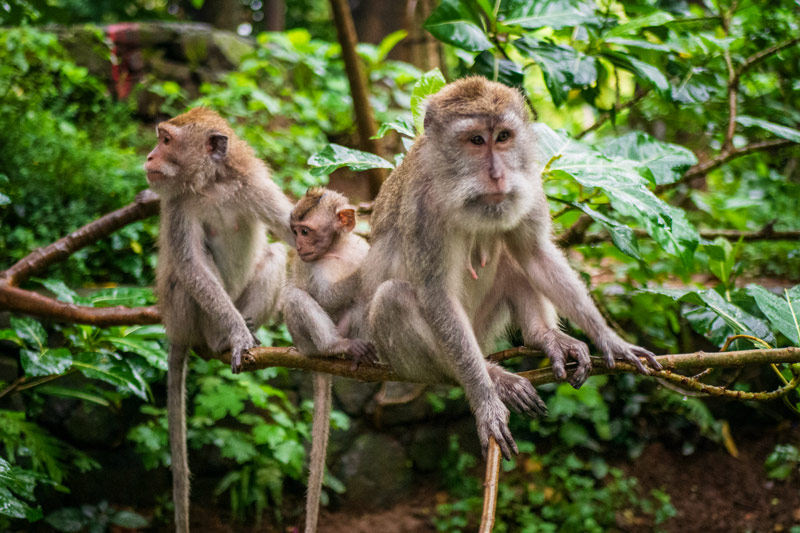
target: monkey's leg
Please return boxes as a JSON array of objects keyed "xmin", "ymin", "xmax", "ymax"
[
  {"xmin": 235, "ymin": 242, "xmax": 287, "ymax": 334},
  {"xmin": 304, "ymin": 372, "xmax": 331, "ymax": 533},
  {"xmin": 168, "ymin": 343, "xmax": 190, "ymax": 533}
]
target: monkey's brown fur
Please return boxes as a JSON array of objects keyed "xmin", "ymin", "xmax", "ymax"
[{"xmin": 145, "ymin": 107, "xmax": 294, "ymax": 533}]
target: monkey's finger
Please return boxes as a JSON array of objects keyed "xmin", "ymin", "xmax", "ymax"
[
  {"xmin": 602, "ymin": 353, "xmax": 616, "ymax": 369},
  {"xmin": 636, "ymin": 347, "xmax": 662, "ymax": 370},
  {"xmin": 550, "ymin": 352, "xmax": 567, "ymax": 381},
  {"xmin": 230, "ymin": 350, "xmax": 242, "ymax": 374},
  {"xmin": 569, "ymin": 347, "xmax": 592, "ymax": 389},
  {"xmin": 499, "ymin": 424, "xmax": 518, "ymax": 459},
  {"xmin": 523, "ymin": 387, "xmax": 548, "ymax": 417},
  {"xmin": 623, "ymin": 351, "xmax": 650, "ymax": 375}
]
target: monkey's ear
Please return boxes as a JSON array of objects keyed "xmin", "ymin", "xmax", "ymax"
[
  {"xmin": 207, "ymin": 132, "xmax": 228, "ymax": 161},
  {"xmin": 336, "ymin": 207, "xmax": 356, "ymax": 233}
]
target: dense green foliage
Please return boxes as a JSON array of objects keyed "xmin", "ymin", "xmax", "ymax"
[{"xmin": 0, "ymin": 0, "xmax": 798, "ymax": 530}]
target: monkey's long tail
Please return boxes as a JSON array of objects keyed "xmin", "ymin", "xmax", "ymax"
[
  {"xmin": 168, "ymin": 344, "xmax": 190, "ymax": 533},
  {"xmin": 305, "ymin": 372, "xmax": 332, "ymax": 533}
]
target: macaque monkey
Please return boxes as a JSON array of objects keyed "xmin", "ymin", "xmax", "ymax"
[
  {"xmin": 281, "ymin": 187, "xmax": 376, "ymax": 533},
  {"xmin": 358, "ymin": 77, "xmax": 661, "ymax": 460},
  {"xmin": 143, "ymin": 107, "xmax": 294, "ymax": 533}
]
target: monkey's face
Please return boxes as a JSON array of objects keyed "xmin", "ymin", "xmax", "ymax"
[
  {"xmin": 434, "ymin": 114, "xmax": 537, "ymax": 229},
  {"xmin": 144, "ymin": 124, "xmax": 183, "ymax": 192},
  {"xmin": 290, "ymin": 213, "xmax": 337, "ymax": 263}
]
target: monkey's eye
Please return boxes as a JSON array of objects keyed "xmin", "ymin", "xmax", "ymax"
[
  {"xmin": 163, "ymin": 136, "xmax": 170, "ymax": 145},
  {"xmin": 300, "ymin": 229, "xmax": 309, "ymax": 236},
  {"xmin": 470, "ymin": 135, "xmax": 485, "ymax": 145},
  {"xmin": 496, "ymin": 131, "xmax": 510, "ymax": 142}
]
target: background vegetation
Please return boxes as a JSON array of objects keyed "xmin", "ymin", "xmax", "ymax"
[{"xmin": 0, "ymin": 0, "xmax": 798, "ymax": 531}]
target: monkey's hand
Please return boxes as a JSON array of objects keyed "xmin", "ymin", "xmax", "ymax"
[
  {"xmin": 230, "ymin": 330, "xmax": 258, "ymax": 374},
  {"xmin": 540, "ymin": 330, "xmax": 592, "ymax": 389},
  {"xmin": 475, "ymin": 399, "xmax": 517, "ymax": 461},
  {"xmin": 596, "ymin": 333, "xmax": 661, "ymax": 375},
  {"xmin": 346, "ymin": 339, "xmax": 378, "ymax": 371}
]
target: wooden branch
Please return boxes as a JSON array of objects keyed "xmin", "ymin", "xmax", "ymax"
[
  {"xmin": 227, "ymin": 346, "xmax": 800, "ymax": 387},
  {"xmin": 576, "ymin": 89, "xmax": 649, "ymax": 140},
  {"xmin": 2, "ymin": 190, "xmax": 159, "ymax": 287},
  {"xmin": 737, "ymin": 36, "xmax": 800, "ymax": 78},
  {"xmin": 329, "ymin": 0, "xmax": 387, "ymax": 198},
  {"xmin": 579, "ymin": 225, "xmax": 800, "ymax": 246}
]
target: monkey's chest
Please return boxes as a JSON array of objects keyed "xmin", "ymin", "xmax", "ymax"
[{"xmin": 202, "ymin": 215, "xmax": 266, "ymax": 299}]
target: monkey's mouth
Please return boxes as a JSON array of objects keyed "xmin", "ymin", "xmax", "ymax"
[
  {"xmin": 478, "ymin": 192, "xmax": 508, "ymax": 205},
  {"xmin": 298, "ymin": 251, "xmax": 317, "ymax": 262},
  {"xmin": 146, "ymin": 171, "xmax": 166, "ymax": 182}
]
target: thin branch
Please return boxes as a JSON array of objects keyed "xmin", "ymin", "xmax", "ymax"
[
  {"xmin": 479, "ymin": 437, "xmax": 501, "ymax": 533},
  {"xmin": 576, "ymin": 89, "xmax": 649, "ymax": 140},
  {"xmin": 329, "ymin": 0, "xmax": 386, "ymax": 198},
  {"xmin": 737, "ymin": 36, "xmax": 800, "ymax": 78},
  {"xmin": 579, "ymin": 225, "xmax": 800, "ymax": 246}
]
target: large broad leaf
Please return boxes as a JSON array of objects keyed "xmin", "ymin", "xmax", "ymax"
[
  {"xmin": 20, "ymin": 347, "xmax": 73, "ymax": 377},
  {"xmin": 78, "ymin": 287, "xmax": 155, "ymax": 308},
  {"xmin": 601, "ymin": 51, "xmax": 670, "ymax": 97},
  {"xmin": 411, "ymin": 68, "xmax": 447, "ymax": 134},
  {"xmin": 472, "ymin": 51, "xmax": 524, "ymax": 89},
  {"xmin": 648, "ymin": 288, "xmax": 775, "ymax": 346},
  {"xmin": 10, "ymin": 316, "xmax": 47, "ymax": 350},
  {"xmin": 106, "ymin": 337, "xmax": 168, "ymax": 371},
  {"xmin": 747, "ymin": 284, "xmax": 800, "ymax": 345},
  {"xmin": 72, "ymin": 352, "xmax": 149, "ymax": 400},
  {"xmin": 736, "ymin": 116, "xmax": 800, "ymax": 143},
  {"xmin": 535, "ymin": 124, "xmax": 698, "ymax": 266},
  {"xmin": 424, "ymin": 0, "xmax": 492, "ymax": 52},
  {"xmin": 501, "ymin": 0, "xmax": 597, "ymax": 31},
  {"xmin": 569, "ymin": 202, "xmax": 642, "ymax": 260},
  {"xmin": 307, "ymin": 144, "xmax": 395, "ymax": 177},
  {"xmin": 373, "ymin": 116, "xmax": 416, "ymax": 140},
  {"xmin": 514, "ymin": 38, "xmax": 598, "ymax": 107},
  {"xmin": 601, "ymin": 131, "xmax": 697, "ymax": 186},
  {"xmin": 604, "ymin": 12, "xmax": 674, "ymax": 39}
]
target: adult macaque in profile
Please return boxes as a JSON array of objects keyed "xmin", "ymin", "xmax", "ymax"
[
  {"xmin": 143, "ymin": 107, "xmax": 294, "ymax": 533},
  {"xmin": 281, "ymin": 187, "xmax": 376, "ymax": 533},
  {"xmin": 359, "ymin": 77, "xmax": 660, "ymax": 460}
]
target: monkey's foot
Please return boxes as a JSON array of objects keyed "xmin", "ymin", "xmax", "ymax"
[
  {"xmin": 243, "ymin": 317, "xmax": 262, "ymax": 346},
  {"xmin": 345, "ymin": 339, "xmax": 378, "ymax": 371},
  {"xmin": 487, "ymin": 365, "xmax": 548, "ymax": 418},
  {"xmin": 539, "ymin": 331, "xmax": 592, "ymax": 389},
  {"xmin": 597, "ymin": 334, "xmax": 661, "ymax": 375},
  {"xmin": 475, "ymin": 399, "xmax": 516, "ymax": 460}
]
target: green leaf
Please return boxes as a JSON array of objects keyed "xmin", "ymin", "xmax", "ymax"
[
  {"xmin": 604, "ymin": 12, "xmax": 674, "ymax": 38},
  {"xmin": 0, "ymin": 192, "xmax": 9, "ymax": 206},
  {"xmin": 472, "ymin": 51, "xmax": 524, "ymax": 89},
  {"xmin": 501, "ymin": 0, "xmax": 597, "ymax": 31},
  {"xmin": 601, "ymin": 131, "xmax": 697, "ymax": 186},
  {"xmin": 536, "ymin": 124, "xmax": 698, "ymax": 266},
  {"xmin": 72, "ymin": 352, "xmax": 149, "ymax": 400},
  {"xmin": 111, "ymin": 510, "xmax": 149, "ymax": 528},
  {"xmin": 20, "ymin": 347, "xmax": 72, "ymax": 377},
  {"xmin": 601, "ymin": 51, "xmax": 670, "ymax": 96},
  {"xmin": 376, "ymin": 30, "xmax": 408, "ymax": 62},
  {"xmin": 79, "ymin": 287, "xmax": 154, "ymax": 307},
  {"xmin": 106, "ymin": 337, "xmax": 168, "ymax": 371},
  {"xmin": 747, "ymin": 285, "xmax": 800, "ymax": 345},
  {"xmin": 569, "ymin": 202, "xmax": 642, "ymax": 260},
  {"xmin": 705, "ymin": 237, "xmax": 735, "ymax": 287},
  {"xmin": 424, "ymin": 0, "xmax": 493, "ymax": 52},
  {"xmin": 307, "ymin": 144, "xmax": 394, "ymax": 177},
  {"xmin": 36, "ymin": 385, "xmax": 110, "ymax": 407},
  {"xmin": 45, "ymin": 507, "xmax": 85, "ymax": 531},
  {"xmin": 11, "ymin": 316, "xmax": 47, "ymax": 350},
  {"xmin": 604, "ymin": 37, "xmax": 673, "ymax": 53},
  {"xmin": 411, "ymin": 68, "xmax": 447, "ymax": 133},
  {"xmin": 736, "ymin": 116, "xmax": 800, "ymax": 144},
  {"xmin": 31, "ymin": 278, "xmax": 78, "ymax": 304},
  {"xmin": 514, "ymin": 38, "xmax": 597, "ymax": 107},
  {"xmin": 373, "ymin": 117, "xmax": 416, "ymax": 140}
]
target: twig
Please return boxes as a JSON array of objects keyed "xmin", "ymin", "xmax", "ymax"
[
  {"xmin": 576, "ymin": 89, "xmax": 649, "ymax": 140},
  {"xmin": 479, "ymin": 437, "xmax": 501, "ymax": 533}
]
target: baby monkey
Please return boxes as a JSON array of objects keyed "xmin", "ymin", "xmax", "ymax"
[{"xmin": 281, "ymin": 187, "xmax": 376, "ymax": 533}]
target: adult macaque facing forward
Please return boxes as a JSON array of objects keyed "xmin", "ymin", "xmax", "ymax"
[
  {"xmin": 144, "ymin": 107, "xmax": 294, "ymax": 532},
  {"xmin": 359, "ymin": 77, "xmax": 660, "ymax": 460}
]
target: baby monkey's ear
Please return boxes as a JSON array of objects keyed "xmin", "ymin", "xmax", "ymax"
[{"xmin": 336, "ymin": 207, "xmax": 356, "ymax": 233}]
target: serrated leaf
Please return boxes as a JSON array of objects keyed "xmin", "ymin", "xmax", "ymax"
[
  {"xmin": 601, "ymin": 51, "xmax": 670, "ymax": 96},
  {"xmin": 307, "ymin": 144, "xmax": 394, "ymax": 177},
  {"xmin": 736, "ymin": 116, "xmax": 800, "ymax": 143},
  {"xmin": 501, "ymin": 0, "xmax": 597, "ymax": 30},
  {"xmin": 472, "ymin": 50, "xmax": 524, "ymax": 89},
  {"xmin": 514, "ymin": 38, "xmax": 597, "ymax": 107},
  {"xmin": 536, "ymin": 124, "xmax": 698, "ymax": 265},
  {"xmin": 747, "ymin": 284, "xmax": 800, "ymax": 345},
  {"xmin": 411, "ymin": 68, "xmax": 447, "ymax": 133},
  {"xmin": 424, "ymin": 0, "xmax": 492, "ymax": 52},
  {"xmin": 570, "ymin": 202, "xmax": 642, "ymax": 260},
  {"xmin": 601, "ymin": 131, "xmax": 697, "ymax": 186},
  {"xmin": 604, "ymin": 12, "xmax": 674, "ymax": 39}
]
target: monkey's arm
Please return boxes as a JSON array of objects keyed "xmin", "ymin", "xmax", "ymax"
[
  {"xmin": 507, "ymin": 221, "xmax": 660, "ymax": 375},
  {"xmin": 314, "ymin": 269, "xmax": 361, "ymax": 311},
  {"xmin": 251, "ymin": 178, "xmax": 295, "ymax": 245},
  {"xmin": 164, "ymin": 209, "xmax": 254, "ymax": 370}
]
